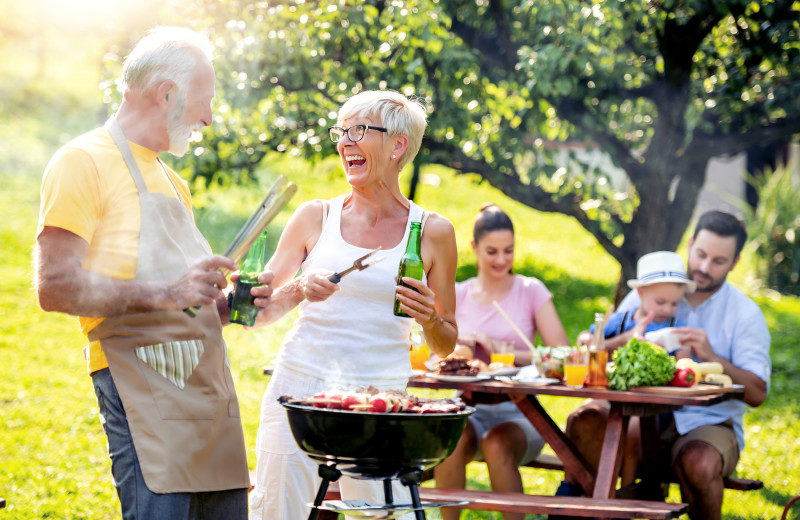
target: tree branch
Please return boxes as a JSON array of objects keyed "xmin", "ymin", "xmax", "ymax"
[{"xmin": 686, "ymin": 116, "xmax": 800, "ymax": 162}]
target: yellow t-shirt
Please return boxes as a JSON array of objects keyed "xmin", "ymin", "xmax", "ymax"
[{"xmin": 37, "ymin": 127, "xmax": 194, "ymax": 375}]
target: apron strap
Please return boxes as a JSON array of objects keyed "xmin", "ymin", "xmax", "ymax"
[{"xmin": 104, "ymin": 116, "xmax": 149, "ymax": 194}]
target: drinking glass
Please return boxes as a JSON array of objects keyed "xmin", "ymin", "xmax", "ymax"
[
  {"xmin": 564, "ymin": 349, "xmax": 589, "ymax": 388},
  {"xmin": 490, "ymin": 340, "xmax": 516, "ymax": 366}
]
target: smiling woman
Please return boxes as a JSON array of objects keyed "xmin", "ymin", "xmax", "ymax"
[{"xmin": 247, "ymin": 90, "xmax": 460, "ymax": 520}]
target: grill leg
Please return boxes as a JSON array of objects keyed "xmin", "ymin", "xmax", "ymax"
[
  {"xmin": 398, "ymin": 469, "xmax": 425, "ymax": 520},
  {"xmin": 406, "ymin": 483, "xmax": 424, "ymax": 520},
  {"xmin": 308, "ymin": 465, "xmax": 341, "ymax": 520},
  {"xmin": 383, "ymin": 479, "xmax": 394, "ymax": 505}
]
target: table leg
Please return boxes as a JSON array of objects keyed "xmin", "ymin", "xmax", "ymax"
[
  {"xmin": 636, "ymin": 415, "xmax": 668, "ymax": 501},
  {"xmin": 510, "ymin": 394, "xmax": 596, "ymax": 495},
  {"xmin": 593, "ymin": 403, "xmax": 629, "ymax": 499}
]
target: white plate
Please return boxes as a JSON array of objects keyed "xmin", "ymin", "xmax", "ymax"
[
  {"xmin": 426, "ymin": 373, "xmax": 491, "ymax": 383},
  {"xmin": 484, "ymin": 366, "xmax": 521, "ymax": 377},
  {"xmin": 410, "ymin": 369, "xmax": 428, "ymax": 377},
  {"xmin": 512, "ymin": 376, "xmax": 561, "ymax": 385}
]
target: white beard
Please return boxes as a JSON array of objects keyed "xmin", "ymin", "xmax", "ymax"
[
  {"xmin": 167, "ymin": 121, "xmax": 194, "ymax": 157},
  {"xmin": 166, "ymin": 93, "xmax": 203, "ymax": 157}
]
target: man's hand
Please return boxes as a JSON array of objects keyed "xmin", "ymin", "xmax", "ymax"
[
  {"xmin": 164, "ymin": 255, "xmax": 237, "ymax": 311},
  {"xmin": 674, "ymin": 327, "xmax": 715, "ymax": 361}
]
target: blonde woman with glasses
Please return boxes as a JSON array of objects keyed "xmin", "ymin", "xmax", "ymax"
[{"xmin": 247, "ymin": 90, "xmax": 459, "ymax": 520}]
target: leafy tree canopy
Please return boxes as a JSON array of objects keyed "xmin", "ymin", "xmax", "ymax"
[{"xmin": 145, "ymin": 0, "xmax": 800, "ymax": 296}]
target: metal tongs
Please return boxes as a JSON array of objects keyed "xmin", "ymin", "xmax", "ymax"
[
  {"xmin": 184, "ymin": 175, "xmax": 297, "ymax": 316},
  {"xmin": 327, "ymin": 247, "xmax": 385, "ymax": 283},
  {"xmin": 222, "ymin": 175, "xmax": 297, "ymax": 267}
]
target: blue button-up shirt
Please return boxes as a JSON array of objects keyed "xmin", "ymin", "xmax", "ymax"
[{"xmin": 617, "ymin": 282, "xmax": 771, "ymax": 450}]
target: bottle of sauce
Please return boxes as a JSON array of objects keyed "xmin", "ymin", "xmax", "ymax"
[
  {"xmin": 393, "ymin": 221, "xmax": 424, "ymax": 317},
  {"xmin": 586, "ymin": 312, "xmax": 609, "ymax": 388},
  {"xmin": 230, "ymin": 231, "xmax": 268, "ymax": 326}
]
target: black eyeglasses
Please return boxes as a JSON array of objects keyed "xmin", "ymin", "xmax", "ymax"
[{"xmin": 328, "ymin": 125, "xmax": 388, "ymax": 143}]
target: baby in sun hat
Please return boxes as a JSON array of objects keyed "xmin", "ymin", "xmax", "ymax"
[{"xmin": 583, "ymin": 251, "xmax": 696, "ymax": 347}]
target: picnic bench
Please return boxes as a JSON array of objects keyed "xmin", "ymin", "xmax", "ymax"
[
  {"xmin": 321, "ymin": 481, "xmax": 687, "ymax": 519},
  {"xmin": 420, "ymin": 452, "xmax": 762, "ymax": 493}
]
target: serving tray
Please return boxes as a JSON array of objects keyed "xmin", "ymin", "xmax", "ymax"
[{"xmin": 630, "ymin": 383, "xmax": 742, "ymax": 395}]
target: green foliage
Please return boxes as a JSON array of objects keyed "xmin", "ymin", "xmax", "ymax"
[
  {"xmin": 741, "ymin": 165, "xmax": 800, "ymax": 296},
  {"xmin": 150, "ymin": 0, "xmax": 800, "ymax": 288}
]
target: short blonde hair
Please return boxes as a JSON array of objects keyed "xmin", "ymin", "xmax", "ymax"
[
  {"xmin": 337, "ymin": 90, "xmax": 428, "ymax": 170},
  {"xmin": 122, "ymin": 26, "xmax": 213, "ymax": 96}
]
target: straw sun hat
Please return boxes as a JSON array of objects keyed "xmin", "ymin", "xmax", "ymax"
[{"xmin": 627, "ymin": 251, "xmax": 696, "ymax": 293}]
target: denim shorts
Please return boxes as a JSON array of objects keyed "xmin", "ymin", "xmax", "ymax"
[{"xmin": 92, "ymin": 368, "xmax": 247, "ymax": 520}]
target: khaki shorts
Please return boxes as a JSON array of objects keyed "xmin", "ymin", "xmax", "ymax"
[{"xmin": 660, "ymin": 417, "xmax": 740, "ymax": 477}]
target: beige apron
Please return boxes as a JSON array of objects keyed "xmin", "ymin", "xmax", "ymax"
[{"xmin": 88, "ymin": 117, "xmax": 250, "ymax": 493}]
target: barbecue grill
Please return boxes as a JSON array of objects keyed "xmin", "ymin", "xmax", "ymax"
[{"xmin": 280, "ymin": 399, "xmax": 475, "ymax": 519}]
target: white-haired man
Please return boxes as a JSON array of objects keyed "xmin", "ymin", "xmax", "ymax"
[{"xmin": 34, "ymin": 27, "xmax": 273, "ymax": 519}]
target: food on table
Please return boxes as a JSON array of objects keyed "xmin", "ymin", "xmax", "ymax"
[
  {"xmin": 668, "ymin": 366, "xmax": 697, "ymax": 387},
  {"xmin": 704, "ymin": 373, "xmax": 733, "ymax": 387},
  {"xmin": 452, "ymin": 344, "xmax": 474, "ymax": 359},
  {"xmin": 607, "ymin": 337, "xmax": 676, "ymax": 390},
  {"xmin": 675, "ymin": 359, "xmax": 726, "ymax": 384},
  {"xmin": 282, "ymin": 386, "xmax": 466, "ymax": 414},
  {"xmin": 533, "ymin": 346, "xmax": 575, "ymax": 381},
  {"xmin": 435, "ymin": 355, "xmax": 485, "ymax": 376}
]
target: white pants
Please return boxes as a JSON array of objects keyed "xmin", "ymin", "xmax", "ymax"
[{"xmin": 249, "ymin": 365, "xmax": 414, "ymax": 520}]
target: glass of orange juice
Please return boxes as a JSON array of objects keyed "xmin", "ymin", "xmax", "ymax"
[
  {"xmin": 490, "ymin": 340, "xmax": 516, "ymax": 366},
  {"xmin": 564, "ymin": 348, "xmax": 589, "ymax": 388},
  {"xmin": 409, "ymin": 343, "xmax": 431, "ymax": 371}
]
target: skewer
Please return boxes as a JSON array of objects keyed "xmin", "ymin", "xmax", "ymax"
[
  {"xmin": 287, "ymin": 398, "xmax": 342, "ymax": 404},
  {"xmin": 492, "ymin": 300, "xmax": 539, "ymax": 362}
]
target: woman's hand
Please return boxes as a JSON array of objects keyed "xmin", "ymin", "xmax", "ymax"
[
  {"xmin": 395, "ymin": 277, "xmax": 438, "ymax": 326},
  {"xmin": 302, "ymin": 271, "xmax": 341, "ymax": 302}
]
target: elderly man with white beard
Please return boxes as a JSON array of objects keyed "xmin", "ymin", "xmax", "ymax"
[{"xmin": 34, "ymin": 27, "xmax": 273, "ymax": 520}]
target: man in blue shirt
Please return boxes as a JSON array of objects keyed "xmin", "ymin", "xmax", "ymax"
[{"xmin": 559, "ymin": 210, "xmax": 771, "ymax": 520}]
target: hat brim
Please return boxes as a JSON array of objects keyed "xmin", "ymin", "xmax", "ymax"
[{"xmin": 628, "ymin": 277, "xmax": 696, "ymax": 293}]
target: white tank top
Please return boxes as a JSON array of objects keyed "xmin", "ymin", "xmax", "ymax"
[{"xmin": 274, "ymin": 195, "xmax": 426, "ymax": 389}]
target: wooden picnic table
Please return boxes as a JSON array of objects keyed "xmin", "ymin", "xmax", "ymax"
[{"xmin": 407, "ymin": 374, "xmax": 744, "ymax": 502}]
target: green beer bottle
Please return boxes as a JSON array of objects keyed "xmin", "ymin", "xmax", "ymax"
[
  {"xmin": 230, "ymin": 231, "xmax": 267, "ymax": 326},
  {"xmin": 393, "ymin": 221, "xmax": 423, "ymax": 317}
]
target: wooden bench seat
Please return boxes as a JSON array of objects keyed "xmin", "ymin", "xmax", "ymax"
[
  {"xmin": 322, "ymin": 482, "xmax": 687, "ymax": 519},
  {"xmin": 521, "ymin": 453, "xmax": 763, "ymax": 492},
  {"xmin": 419, "ymin": 452, "xmax": 762, "ymax": 496}
]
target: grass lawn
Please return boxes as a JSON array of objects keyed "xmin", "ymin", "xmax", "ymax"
[{"xmin": 1, "ymin": 150, "xmax": 799, "ymax": 519}]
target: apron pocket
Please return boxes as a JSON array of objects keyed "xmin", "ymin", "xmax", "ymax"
[
  {"xmin": 134, "ymin": 340, "xmax": 217, "ymax": 420},
  {"xmin": 135, "ymin": 340, "xmax": 205, "ymax": 389}
]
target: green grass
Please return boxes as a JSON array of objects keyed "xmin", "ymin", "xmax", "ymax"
[{"xmin": 2, "ymin": 151, "xmax": 799, "ymax": 519}]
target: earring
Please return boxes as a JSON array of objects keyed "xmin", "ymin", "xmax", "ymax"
[{"xmin": 391, "ymin": 154, "xmax": 396, "ymax": 159}]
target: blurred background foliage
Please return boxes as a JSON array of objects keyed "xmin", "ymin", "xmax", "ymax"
[{"xmin": 741, "ymin": 165, "xmax": 800, "ymax": 296}]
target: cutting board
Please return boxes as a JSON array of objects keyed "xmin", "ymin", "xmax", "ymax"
[{"xmin": 630, "ymin": 383, "xmax": 738, "ymax": 395}]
